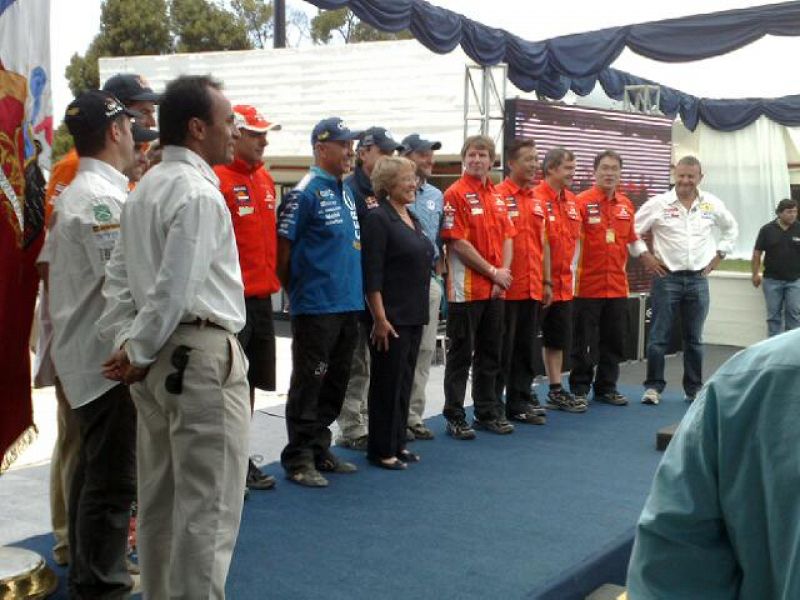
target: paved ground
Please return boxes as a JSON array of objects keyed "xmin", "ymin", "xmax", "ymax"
[{"xmin": 0, "ymin": 319, "xmax": 740, "ymax": 548}]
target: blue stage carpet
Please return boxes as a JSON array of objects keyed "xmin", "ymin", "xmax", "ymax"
[{"xmin": 12, "ymin": 385, "xmax": 688, "ymax": 599}]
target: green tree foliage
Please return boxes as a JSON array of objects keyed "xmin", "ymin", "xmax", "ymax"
[
  {"xmin": 50, "ymin": 121, "xmax": 74, "ymax": 164},
  {"xmin": 231, "ymin": 0, "xmax": 273, "ymax": 49},
  {"xmin": 310, "ymin": 8, "xmax": 412, "ymax": 44},
  {"xmin": 100, "ymin": 0, "xmax": 172, "ymax": 56},
  {"xmin": 171, "ymin": 0, "xmax": 252, "ymax": 53}
]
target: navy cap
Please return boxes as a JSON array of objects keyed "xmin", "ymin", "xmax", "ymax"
[
  {"xmin": 64, "ymin": 90, "xmax": 140, "ymax": 137},
  {"xmin": 358, "ymin": 127, "xmax": 404, "ymax": 153},
  {"xmin": 133, "ymin": 124, "xmax": 159, "ymax": 144},
  {"xmin": 401, "ymin": 133, "xmax": 442, "ymax": 154},
  {"xmin": 103, "ymin": 73, "xmax": 161, "ymax": 103},
  {"xmin": 311, "ymin": 117, "xmax": 362, "ymax": 145}
]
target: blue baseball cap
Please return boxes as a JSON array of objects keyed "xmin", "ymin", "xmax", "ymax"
[
  {"xmin": 401, "ymin": 133, "xmax": 442, "ymax": 154},
  {"xmin": 311, "ymin": 117, "xmax": 362, "ymax": 145}
]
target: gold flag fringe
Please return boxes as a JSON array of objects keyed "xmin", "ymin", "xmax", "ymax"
[{"xmin": 0, "ymin": 424, "xmax": 38, "ymax": 475}]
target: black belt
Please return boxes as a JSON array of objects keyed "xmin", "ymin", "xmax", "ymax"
[
  {"xmin": 666, "ymin": 269, "xmax": 703, "ymax": 276},
  {"xmin": 181, "ymin": 318, "xmax": 227, "ymax": 331}
]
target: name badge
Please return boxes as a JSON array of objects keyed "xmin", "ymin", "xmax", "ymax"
[
  {"xmin": 471, "ymin": 208, "xmax": 484, "ymax": 215},
  {"xmin": 588, "ymin": 216, "xmax": 601, "ymax": 225},
  {"xmin": 238, "ymin": 206, "xmax": 254, "ymax": 216},
  {"xmin": 605, "ymin": 228, "xmax": 616, "ymax": 244}
]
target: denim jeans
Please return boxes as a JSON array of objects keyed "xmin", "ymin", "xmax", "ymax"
[
  {"xmin": 762, "ymin": 277, "xmax": 800, "ymax": 337},
  {"xmin": 645, "ymin": 272, "xmax": 709, "ymax": 397}
]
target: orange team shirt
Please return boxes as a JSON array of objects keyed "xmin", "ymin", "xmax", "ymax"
[
  {"xmin": 534, "ymin": 181, "xmax": 581, "ymax": 303},
  {"xmin": 44, "ymin": 148, "xmax": 79, "ymax": 227},
  {"xmin": 496, "ymin": 178, "xmax": 547, "ymax": 301},
  {"xmin": 441, "ymin": 174, "xmax": 516, "ymax": 303},
  {"xmin": 574, "ymin": 185, "xmax": 639, "ymax": 299},
  {"xmin": 214, "ymin": 158, "xmax": 281, "ymax": 298}
]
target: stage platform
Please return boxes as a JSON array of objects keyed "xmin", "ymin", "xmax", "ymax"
[{"xmin": 6, "ymin": 343, "xmax": 741, "ymax": 599}]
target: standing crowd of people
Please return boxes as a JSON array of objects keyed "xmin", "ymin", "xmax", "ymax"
[{"xmin": 41, "ymin": 69, "xmax": 794, "ymax": 598}]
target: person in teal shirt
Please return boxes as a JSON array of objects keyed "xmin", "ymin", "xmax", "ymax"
[{"xmin": 627, "ymin": 329, "xmax": 800, "ymax": 598}]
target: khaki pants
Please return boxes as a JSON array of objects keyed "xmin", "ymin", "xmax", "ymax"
[
  {"xmin": 335, "ymin": 321, "xmax": 370, "ymax": 440},
  {"xmin": 49, "ymin": 378, "xmax": 81, "ymax": 563},
  {"xmin": 408, "ymin": 277, "xmax": 442, "ymax": 427},
  {"xmin": 132, "ymin": 326, "xmax": 250, "ymax": 600}
]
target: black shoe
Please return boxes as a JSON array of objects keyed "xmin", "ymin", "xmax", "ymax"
[
  {"xmin": 473, "ymin": 417, "xmax": 514, "ymax": 434},
  {"xmin": 397, "ymin": 449, "xmax": 420, "ymax": 463},
  {"xmin": 507, "ymin": 410, "xmax": 547, "ymax": 425},
  {"xmin": 247, "ymin": 458, "xmax": 277, "ymax": 490},
  {"xmin": 445, "ymin": 418, "xmax": 476, "ymax": 440},
  {"xmin": 368, "ymin": 456, "xmax": 407, "ymax": 470},
  {"xmin": 546, "ymin": 389, "xmax": 587, "ymax": 413},
  {"xmin": 595, "ymin": 391, "xmax": 629, "ymax": 406}
]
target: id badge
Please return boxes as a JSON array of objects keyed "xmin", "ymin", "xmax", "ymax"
[{"xmin": 605, "ymin": 228, "xmax": 616, "ymax": 243}]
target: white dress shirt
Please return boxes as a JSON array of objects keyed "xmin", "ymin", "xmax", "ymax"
[
  {"xmin": 99, "ymin": 146, "xmax": 246, "ymax": 368},
  {"xmin": 41, "ymin": 158, "xmax": 128, "ymax": 408},
  {"xmin": 633, "ymin": 187, "xmax": 738, "ymax": 272}
]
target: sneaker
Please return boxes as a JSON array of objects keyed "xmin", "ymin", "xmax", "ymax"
[
  {"xmin": 445, "ymin": 418, "xmax": 476, "ymax": 440},
  {"xmin": 408, "ymin": 423, "xmax": 435, "ymax": 440},
  {"xmin": 406, "ymin": 427, "xmax": 416, "ymax": 442},
  {"xmin": 335, "ymin": 435, "xmax": 369, "ymax": 451},
  {"xmin": 247, "ymin": 458, "xmax": 277, "ymax": 490},
  {"xmin": 546, "ymin": 389, "xmax": 588, "ymax": 413},
  {"xmin": 473, "ymin": 417, "xmax": 515, "ymax": 434},
  {"xmin": 573, "ymin": 393, "xmax": 588, "ymax": 407},
  {"xmin": 595, "ymin": 391, "xmax": 629, "ymax": 406},
  {"xmin": 507, "ymin": 409, "xmax": 546, "ymax": 425},
  {"xmin": 684, "ymin": 394, "xmax": 696, "ymax": 403},
  {"xmin": 287, "ymin": 468, "xmax": 329, "ymax": 488},
  {"xmin": 316, "ymin": 456, "xmax": 358, "ymax": 474},
  {"xmin": 641, "ymin": 388, "xmax": 661, "ymax": 405}
]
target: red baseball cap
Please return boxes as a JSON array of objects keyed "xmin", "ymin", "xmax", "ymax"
[{"xmin": 233, "ymin": 105, "xmax": 281, "ymax": 133}]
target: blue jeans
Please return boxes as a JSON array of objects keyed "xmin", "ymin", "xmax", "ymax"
[
  {"xmin": 762, "ymin": 277, "xmax": 800, "ymax": 337},
  {"xmin": 645, "ymin": 272, "xmax": 709, "ymax": 397}
]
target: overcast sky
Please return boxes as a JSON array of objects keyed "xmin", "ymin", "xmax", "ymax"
[{"xmin": 50, "ymin": 0, "xmax": 797, "ymax": 119}]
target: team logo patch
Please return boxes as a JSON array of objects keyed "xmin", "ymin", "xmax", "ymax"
[
  {"xmin": 366, "ymin": 196, "xmax": 379, "ymax": 209},
  {"xmin": 93, "ymin": 203, "xmax": 112, "ymax": 223},
  {"xmin": 233, "ymin": 185, "xmax": 250, "ymax": 204}
]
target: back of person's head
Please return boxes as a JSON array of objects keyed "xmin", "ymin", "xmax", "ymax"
[
  {"xmin": 158, "ymin": 75, "xmax": 222, "ymax": 147},
  {"xmin": 542, "ymin": 147, "xmax": 575, "ymax": 177}
]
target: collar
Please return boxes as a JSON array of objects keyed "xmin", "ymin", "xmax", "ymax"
[
  {"xmin": 592, "ymin": 185, "xmax": 618, "ymax": 203},
  {"xmin": 162, "ymin": 146, "xmax": 220, "ymax": 187},
  {"xmin": 310, "ymin": 165, "xmax": 341, "ymax": 184},
  {"xmin": 227, "ymin": 157, "xmax": 263, "ymax": 175},
  {"xmin": 77, "ymin": 157, "xmax": 129, "ymax": 194},
  {"xmin": 667, "ymin": 187, "xmax": 703, "ymax": 208},
  {"xmin": 461, "ymin": 173, "xmax": 493, "ymax": 192},
  {"xmin": 352, "ymin": 165, "xmax": 374, "ymax": 195},
  {"xmin": 501, "ymin": 177, "xmax": 534, "ymax": 196}
]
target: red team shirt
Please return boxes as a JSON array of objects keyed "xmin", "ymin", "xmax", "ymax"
[
  {"xmin": 495, "ymin": 178, "xmax": 547, "ymax": 302},
  {"xmin": 534, "ymin": 181, "xmax": 581, "ymax": 303},
  {"xmin": 214, "ymin": 158, "xmax": 281, "ymax": 298},
  {"xmin": 441, "ymin": 174, "xmax": 516, "ymax": 302},
  {"xmin": 574, "ymin": 185, "xmax": 639, "ymax": 299}
]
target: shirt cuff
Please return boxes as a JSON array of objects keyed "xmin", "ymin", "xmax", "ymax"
[
  {"xmin": 717, "ymin": 242, "xmax": 734, "ymax": 255},
  {"xmin": 125, "ymin": 338, "xmax": 157, "ymax": 369},
  {"xmin": 628, "ymin": 239, "xmax": 648, "ymax": 257}
]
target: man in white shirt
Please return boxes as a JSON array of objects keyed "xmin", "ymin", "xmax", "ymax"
[
  {"xmin": 40, "ymin": 89, "xmax": 138, "ymax": 597},
  {"xmin": 633, "ymin": 155, "xmax": 738, "ymax": 405},
  {"xmin": 98, "ymin": 75, "xmax": 249, "ymax": 599}
]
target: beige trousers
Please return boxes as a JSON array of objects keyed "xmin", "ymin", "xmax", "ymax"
[
  {"xmin": 132, "ymin": 325, "xmax": 250, "ymax": 600},
  {"xmin": 408, "ymin": 277, "xmax": 443, "ymax": 427},
  {"xmin": 49, "ymin": 378, "xmax": 81, "ymax": 562},
  {"xmin": 336, "ymin": 322, "xmax": 370, "ymax": 439}
]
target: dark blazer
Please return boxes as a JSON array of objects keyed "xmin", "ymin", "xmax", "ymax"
[{"xmin": 361, "ymin": 201, "xmax": 433, "ymax": 327}]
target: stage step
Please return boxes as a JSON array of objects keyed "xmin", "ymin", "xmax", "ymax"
[
  {"xmin": 586, "ymin": 583, "xmax": 627, "ymax": 599},
  {"xmin": 656, "ymin": 422, "xmax": 679, "ymax": 451}
]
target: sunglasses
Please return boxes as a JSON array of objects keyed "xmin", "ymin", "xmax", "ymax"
[{"xmin": 165, "ymin": 345, "xmax": 191, "ymax": 395}]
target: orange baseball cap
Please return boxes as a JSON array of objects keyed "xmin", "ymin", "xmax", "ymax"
[{"xmin": 233, "ymin": 104, "xmax": 281, "ymax": 133}]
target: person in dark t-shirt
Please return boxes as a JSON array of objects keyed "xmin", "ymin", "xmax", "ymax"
[{"xmin": 752, "ymin": 198, "xmax": 800, "ymax": 337}]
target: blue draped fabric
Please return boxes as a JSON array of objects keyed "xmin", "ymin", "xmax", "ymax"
[{"xmin": 304, "ymin": 0, "xmax": 800, "ymax": 131}]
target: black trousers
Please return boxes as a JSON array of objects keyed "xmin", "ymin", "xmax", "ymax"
[
  {"xmin": 367, "ymin": 325, "xmax": 423, "ymax": 460},
  {"xmin": 281, "ymin": 312, "xmax": 359, "ymax": 473},
  {"xmin": 496, "ymin": 299, "xmax": 541, "ymax": 415},
  {"xmin": 68, "ymin": 384, "xmax": 136, "ymax": 600},
  {"xmin": 443, "ymin": 299, "xmax": 504, "ymax": 422},
  {"xmin": 568, "ymin": 297, "xmax": 628, "ymax": 396}
]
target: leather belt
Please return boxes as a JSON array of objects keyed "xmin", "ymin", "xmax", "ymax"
[{"xmin": 666, "ymin": 269, "xmax": 703, "ymax": 276}]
